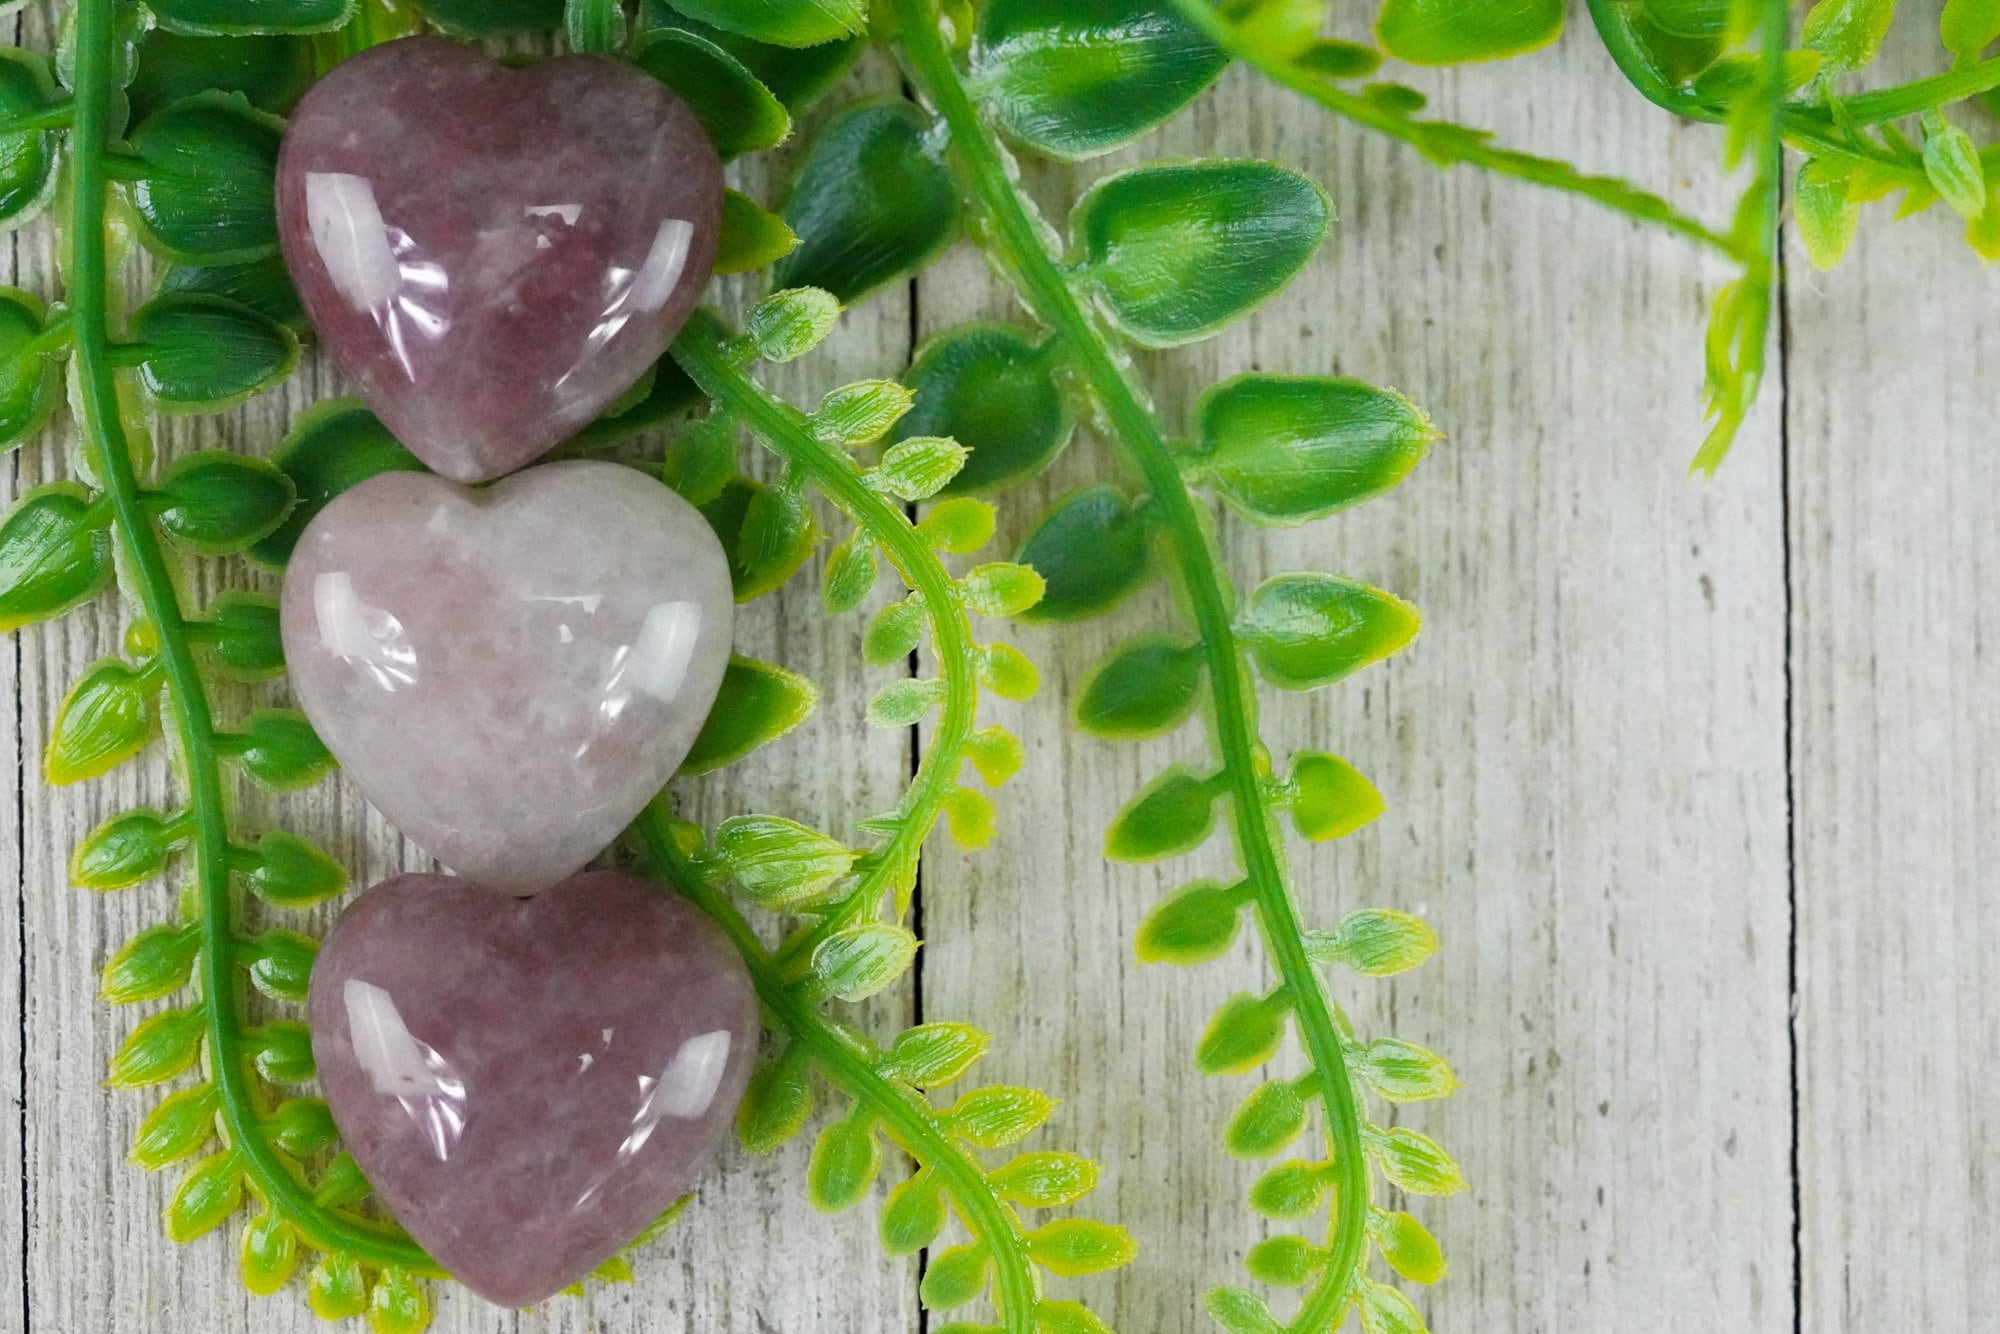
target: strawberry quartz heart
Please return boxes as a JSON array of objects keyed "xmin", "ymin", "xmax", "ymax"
[
  {"xmin": 309, "ymin": 871, "xmax": 758, "ymax": 1307},
  {"xmin": 280, "ymin": 460, "xmax": 733, "ymax": 894},
  {"xmin": 276, "ymin": 37, "xmax": 721, "ymax": 482}
]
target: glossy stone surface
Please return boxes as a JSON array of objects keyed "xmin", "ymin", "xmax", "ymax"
[
  {"xmin": 309, "ymin": 871, "xmax": 757, "ymax": 1307},
  {"xmin": 277, "ymin": 37, "xmax": 721, "ymax": 482},
  {"xmin": 280, "ymin": 461, "xmax": 733, "ymax": 893}
]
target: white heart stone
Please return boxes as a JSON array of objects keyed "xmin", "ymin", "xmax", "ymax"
[{"xmin": 281, "ymin": 460, "xmax": 733, "ymax": 894}]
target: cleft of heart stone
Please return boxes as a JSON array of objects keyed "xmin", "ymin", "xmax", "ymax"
[
  {"xmin": 276, "ymin": 36, "xmax": 721, "ymax": 483},
  {"xmin": 280, "ymin": 460, "xmax": 734, "ymax": 894},
  {"xmin": 309, "ymin": 871, "xmax": 758, "ymax": 1306}
]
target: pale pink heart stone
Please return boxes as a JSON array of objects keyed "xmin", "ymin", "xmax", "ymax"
[
  {"xmin": 276, "ymin": 36, "xmax": 721, "ymax": 482},
  {"xmin": 309, "ymin": 870, "xmax": 758, "ymax": 1306},
  {"xmin": 279, "ymin": 460, "xmax": 733, "ymax": 893}
]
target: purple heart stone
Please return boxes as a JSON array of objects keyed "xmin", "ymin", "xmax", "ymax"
[
  {"xmin": 309, "ymin": 870, "xmax": 758, "ymax": 1307},
  {"xmin": 276, "ymin": 37, "xmax": 721, "ymax": 482}
]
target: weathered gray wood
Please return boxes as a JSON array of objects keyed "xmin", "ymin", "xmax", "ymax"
[{"xmin": 916, "ymin": 30, "xmax": 1794, "ymax": 1334}]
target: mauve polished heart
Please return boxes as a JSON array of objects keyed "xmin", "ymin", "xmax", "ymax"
[
  {"xmin": 309, "ymin": 871, "xmax": 757, "ymax": 1306},
  {"xmin": 276, "ymin": 37, "xmax": 721, "ymax": 482}
]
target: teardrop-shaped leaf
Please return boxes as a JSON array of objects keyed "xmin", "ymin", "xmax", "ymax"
[
  {"xmin": 130, "ymin": 292, "xmax": 298, "ymax": 412},
  {"xmin": 1369, "ymin": 1125, "xmax": 1466, "ymax": 1195},
  {"xmin": 201, "ymin": 590, "xmax": 284, "ymax": 680},
  {"xmin": 249, "ymin": 399, "xmax": 425, "ymax": 568},
  {"xmin": 965, "ymin": 723, "xmax": 1024, "ymax": 786},
  {"xmin": 107, "ymin": 1008, "xmax": 205, "ymax": 1087},
  {"xmin": 880, "ymin": 1171, "xmax": 948, "ymax": 1254},
  {"xmin": 739, "ymin": 1041, "xmax": 815, "ymax": 1154},
  {"xmin": 240, "ymin": 929, "xmax": 317, "ymax": 1004},
  {"xmin": 864, "ymin": 595, "xmax": 926, "ymax": 666},
  {"xmin": 920, "ymin": 1243, "xmax": 991, "ymax": 1310},
  {"xmin": 147, "ymin": 450, "xmax": 295, "ymax": 554},
  {"xmin": 774, "ymin": 98, "xmax": 959, "ymax": 303},
  {"xmin": 166, "ymin": 1151, "xmax": 244, "ymax": 1242},
  {"xmin": 1225, "ymin": 1080, "xmax": 1308, "ymax": 1158},
  {"xmin": 47, "ymin": 658, "xmax": 156, "ymax": 785},
  {"xmin": 822, "ymin": 533, "xmax": 878, "ymax": 614},
  {"xmin": 1923, "ymin": 109, "xmax": 1988, "ymax": 221},
  {"xmin": 0, "ymin": 484, "xmax": 115, "ymax": 633},
  {"xmin": 681, "ymin": 654, "xmax": 818, "ymax": 774},
  {"xmin": 249, "ymin": 1021, "xmax": 317, "ymax": 1085},
  {"xmin": 1190, "ymin": 374, "xmax": 1434, "ymax": 525},
  {"xmin": 1136, "ymin": 879, "xmax": 1243, "ymax": 966},
  {"xmin": 1303, "ymin": 907, "xmax": 1439, "ymax": 976},
  {"xmin": 1248, "ymin": 1159, "xmax": 1331, "ymax": 1219},
  {"xmin": 811, "ymin": 923, "xmax": 919, "ymax": 1001},
  {"xmin": 879, "ymin": 1022, "xmax": 990, "ymax": 1088},
  {"xmin": 1289, "ymin": 750, "xmax": 1384, "ymax": 841},
  {"xmin": 1015, "ymin": 486, "xmax": 1153, "ymax": 622},
  {"xmin": 872, "ymin": 436, "xmax": 969, "ymax": 502},
  {"xmin": 807, "ymin": 1114, "xmax": 881, "ymax": 1212},
  {"xmin": 868, "ymin": 676, "xmax": 950, "ymax": 726},
  {"xmin": 1353, "ymin": 1037, "xmax": 1458, "ymax": 1102},
  {"xmin": 960, "ymin": 562, "xmax": 1044, "ymax": 617},
  {"xmin": 1245, "ymin": 1234, "xmax": 1322, "ymax": 1287},
  {"xmin": 747, "ymin": 287, "xmax": 841, "ymax": 364},
  {"xmin": 1074, "ymin": 160, "xmax": 1331, "ymax": 348},
  {"xmin": 945, "ymin": 1086, "xmax": 1056, "ymax": 1148},
  {"xmin": 896, "ymin": 324, "xmax": 1072, "ymax": 495},
  {"xmin": 1196, "ymin": 992, "xmax": 1289, "ymax": 1075},
  {"xmin": 978, "ymin": 642, "xmax": 1040, "ymax": 701},
  {"xmin": 306, "ymin": 1252, "xmax": 370, "ymax": 1320},
  {"xmin": 1076, "ymin": 636, "xmax": 1204, "ymax": 739},
  {"xmin": 1375, "ymin": 0, "xmax": 1563, "ymax": 64},
  {"xmin": 1037, "ymin": 1300, "xmax": 1114, "ymax": 1334},
  {"xmin": 639, "ymin": 6, "xmax": 865, "ymax": 110},
  {"xmin": 716, "ymin": 188, "xmax": 799, "ymax": 275},
  {"xmin": 633, "ymin": 28, "xmax": 789, "ymax": 160},
  {"xmin": 1372, "ymin": 1209, "xmax": 1448, "ymax": 1285},
  {"xmin": 262, "ymin": 1097, "xmax": 339, "ymax": 1157},
  {"xmin": 1025, "ymin": 1219, "xmax": 1137, "ymax": 1277},
  {"xmin": 1356, "ymin": 1277, "xmax": 1428, "ymax": 1334},
  {"xmin": 240, "ymin": 1209, "xmax": 299, "ymax": 1296},
  {"xmin": 73, "ymin": 807, "xmax": 181, "ymax": 890},
  {"xmin": 1942, "ymin": 0, "xmax": 2000, "ymax": 60},
  {"xmin": 1795, "ymin": 157, "xmax": 1859, "ymax": 272},
  {"xmin": 969, "ymin": 0, "xmax": 1227, "ymax": 159},
  {"xmin": 101, "ymin": 923, "xmax": 201, "ymax": 1004},
  {"xmin": 147, "ymin": 0, "xmax": 352, "ymax": 36},
  {"xmin": 0, "ymin": 287, "xmax": 63, "ymax": 450},
  {"xmin": 420, "ymin": 0, "xmax": 561, "ymax": 34},
  {"xmin": 1207, "ymin": 1286, "xmax": 1284, "ymax": 1334},
  {"xmin": 240, "ymin": 829, "xmax": 346, "ymax": 908},
  {"xmin": 703, "ymin": 476, "xmax": 819, "ymax": 601},
  {"xmin": 128, "ymin": 31, "xmax": 316, "ymax": 124},
  {"xmin": 1104, "ymin": 766, "xmax": 1220, "ymax": 862},
  {"xmin": 0, "ymin": 50, "xmax": 63, "ymax": 230},
  {"xmin": 123, "ymin": 93, "xmax": 284, "ymax": 264},
  {"xmin": 816, "ymin": 379, "xmax": 915, "ymax": 446},
  {"xmin": 131, "ymin": 1083, "xmax": 218, "ymax": 1169},
  {"xmin": 369, "ymin": 1267, "xmax": 430, "ymax": 1334},
  {"xmin": 658, "ymin": 0, "xmax": 866, "ymax": 47},
  {"xmin": 988, "ymin": 1151, "xmax": 1099, "ymax": 1207},
  {"xmin": 224, "ymin": 708, "xmax": 334, "ymax": 790},
  {"xmin": 714, "ymin": 814, "xmax": 855, "ymax": 912},
  {"xmin": 1238, "ymin": 572, "xmax": 1419, "ymax": 690}
]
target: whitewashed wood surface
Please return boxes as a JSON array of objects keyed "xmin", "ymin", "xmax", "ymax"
[{"xmin": 2, "ymin": 5, "xmax": 1992, "ymax": 1332}]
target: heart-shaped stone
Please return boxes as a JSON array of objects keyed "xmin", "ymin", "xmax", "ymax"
[
  {"xmin": 309, "ymin": 870, "xmax": 757, "ymax": 1306},
  {"xmin": 276, "ymin": 37, "xmax": 721, "ymax": 483},
  {"xmin": 280, "ymin": 460, "xmax": 733, "ymax": 894}
]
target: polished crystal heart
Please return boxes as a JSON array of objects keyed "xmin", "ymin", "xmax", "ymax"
[
  {"xmin": 276, "ymin": 36, "xmax": 721, "ymax": 482},
  {"xmin": 280, "ymin": 460, "xmax": 733, "ymax": 893},
  {"xmin": 309, "ymin": 870, "xmax": 758, "ymax": 1306}
]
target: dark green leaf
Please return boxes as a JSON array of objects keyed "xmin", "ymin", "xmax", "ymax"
[
  {"xmin": 200, "ymin": 590, "xmax": 284, "ymax": 680},
  {"xmin": 0, "ymin": 287, "xmax": 64, "ymax": 450},
  {"xmin": 715, "ymin": 188, "xmax": 799, "ymax": 275},
  {"xmin": 655, "ymin": 0, "xmax": 866, "ymax": 47},
  {"xmin": 0, "ymin": 49, "xmax": 63, "ymax": 229},
  {"xmin": 896, "ymin": 323, "xmax": 1072, "ymax": 495},
  {"xmin": 1104, "ymin": 766, "xmax": 1220, "ymax": 861},
  {"xmin": 147, "ymin": 0, "xmax": 352, "ymax": 35},
  {"xmin": 128, "ymin": 31, "xmax": 315, "ymax": 123},
  {"xmin": 1190, "ymin": 374, "xmax": 1434, "ymax": 524},
  {"xmin": 1237, "ymin": 572, "xmax": 1419, "ymax": 690},
  {"xmin": 131, "ymin": 1083, "xmax": 219, "ymax": 1169},
  {"xmin": 47, "ymin": 658, "xmax": 156, "ymax": 785},
  {"xmin": 1074, "ymin": 159, "xmax": 1332, "ymax": 347},
  {"xmin": 130, "ymin": 293, "xmax": 298, "ymax": 411},
  {"xmin": 1375, "ymin": 0, "xmax": 1563, "ymax": 64},
  {"xmin": 148, "ymin": 451, "xmax": 296, "ymax": 555},
  {"xmin": 224, "ymin": 709, "xmax": 334, "ymax": 790},
  {"xmin": 970, "ymin": 0, "xmax": 1227, "ymax": 159},
  {"xmin": 1224, "ymin": 1081, "xmax": 1307, "ymax": 1158},
  {"xmin": 241, "ymin": 829, "xmax": 346, "ymax": 908},
  {"xmin": 1135, "ymin": 879, "xmax": 1243, "ymax": 965},
  {"xmin": 0, "ymin": 485, "xmax": 114, "ymax": 632},
  {"xmin": 633, "ymin": 28, "xmax": 789, "ymax": 160},
  {"xmin": 251, "ymin": 399, "xmax": 425, "ymax": 567},
  {"xmin": 738, "ymin": 1041, "xmax": 815, "ymax": 1154},
  {"xmin": 124, "ymin": 93, "xmax": 284, "ymax": 264},
  {"xmin": 420, "ymin": 0, "xmax": 562, "ymax": 35},
  {"xmin": 249, "ymin": 1021, "xmax": 316, "ymax": 1084},
  {"xmin": 240, "ymin": 929, "xmax": 317, "ymax": 1003},
  {"xmin": 638, "ymin": 5, "xmax": 864, "ymax": 109},
  {"xmin": 72, "ymin": 807, "xmax": 182, "ymax": 890},
  {"xmin": 158, "ymin": 255, "xmax": 303, "ymax": 331},
  {"xmin": 1075, "ymin": 636, "xmax": 1203, "ymax": 739},
  {"xmin": 101, "ymin": 923, "xmax": 201, "ymax": 1004},
  {"xmin": 1015, "ymin": 486, "xmax": 1153, "ymax": 622},
  {"xmin": 701, "ymin": 476, "xmax": 818, "ymax": 601},
  {"xmin": 262, "ymin": 1096, "xmax": 339, "ymax": 1156},
  {"xmin": 774, "ymin": 98, "xmax": 959, "ymax": 303},
  {"xmin": 681, "ymin": 654, "xmax": 818, "ymax": 774}
]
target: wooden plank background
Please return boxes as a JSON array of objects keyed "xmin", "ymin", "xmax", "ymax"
[{"xmin": 2, "ymin": 5, "xmax": 1992, "ymax": 1331}]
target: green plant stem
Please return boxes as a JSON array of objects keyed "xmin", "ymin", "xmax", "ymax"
[
  {"xmin": 889, "ymin": 4, "xmax": 1368, "ymax": 1327},
  {"xmin": 1823, "ymin": 52, "xmax": 2000, "ymax": 125},
  {"xmin": 69, "ymin": 0, "xmax": 434, "ymax": 1276},
  {"xmin": 671, "ymin": 313, "xmax": 980, "ymax": 965},
  {"xmin": 630, "ymin": 802, "xmax": 1039, "ymax": 1331},
  {"xmin": 1163, "ymin": 0, "xmax": 1741, "ymax": 257}
]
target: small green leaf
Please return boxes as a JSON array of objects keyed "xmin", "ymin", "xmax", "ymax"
[
  {"xmin": 746, "ymin": 287, "xmax": 842, "ymax": 363},
  {"xmin": 864, "ymin": 597, "xmax": 926, "ymax": 666},
  {"xmin": 240, "ymin": 830, "xmax": 346, "ymax": 908},
  {"xmin": 1037, "ymin": 1301, "xmax": 1114, "ymax": 1334},
  {"xmin": 920, "ymin": 1243, "xmax": 991, "ymax": 1309},
  {"xmin": 946, "ymin": 1086, "xmax": 1056, "ymax": 1148},
  {"xmin": 960, "ymin": 562, "xmax": 1045, "ymax": 618},
  {"xmin": 47, "ymin": 658, "xmax": 156, "ymax": 785},
  {"xmin": 807, "ymin": 1113, "xmax": 881, "ymax": 1212},
  {"xmin": 682, "ymin": 654, "xmax": 818, "ymax": 775},
  {"xmin": 978, "ymin": 643, "xmax": 1040, "ymax": 701},
  {"xmin": 224, "ymin": 709, "xmax": 334, "ymax": 790},
  {"xmin": 717, "ymin": 188, "xmax": 799, "ymax": 275},
  {"xmin": 1353, "ymin": 1037, "xmax": 1458, "ymax": 1102},
  {"xmin": 1190, "ymin": 374, "xmax": 1434, "ymax": 525},
  {"xmin": 191, "ymin": 590, "xmax": 283, "ymax": 682},
  {"xmin": 239, "ymin": 1209, "xmax": 299, "ymax": 1296},
  {"xmin": 1941, "ymin": 0, "xmax": 2000, "ymax": 60},
  {"xmin": 1801, "ymin": 0, "xmax": 1895, "ymax": 73},
  {"xmin": 1225, "ymin": 1081, "xmax": 1308, "ymax": 1158},
  {"xmin": 131, "ymin": 1083, "xmax": 218, "ymax": 1169},
  {"xmin": 148, "ymin": 450, "xmax": 296, "ymax": 554},
  {"xmin": 1923, "ymin": 109, "xmax": 1988, "ymax": 220},
  {"xmin": 124, "ymin": 94, "xmax": 285, "ymax": 264},
  {"xmin": 240, "ymin": 929, "xmax": 317, "ymax": 1004},
  {"xmin": 1104, "ymin": 766, "xmax": 1220, "ymax": 862},
  {"xmin": 420, "ymin": 0, "xmax": 560, "ymax": 35},
  {"xmin": 128, "ymin": 31, "xmax": 316, "ymax": 123},
  {"xmin": 158, "ymin": 254, "xmax": 306, "ymax": 330},
  {"xmin": 590, "ymin": 1254, "xmax": 635, "ymax": 1284},
  {"xmin": 659, "ymin": 0, "xmax": 865, "ymax": 47},
  {"xmin": 1376, "ymin": 0, "xmax": 1563, "ymax": 63},
  {"xmin": 0, "ymin": 484, "xmax": 115, "ymax": 633},
  {"xmin": 72, "ymin": 807, "xmax": 182, "ymax": 890},
  {"xmin": 369, "ymin": 1266, "xmax": 429, "ymax": 1334},
  {"xmin": 775, "ymin": 98, "xmax": 958, "ymax": 303},
  {"xmin": 944, "ymin": 786, "xmax": 997, "ymax": 849},
  {"xmin": 262, "ymin": 1097, "xmax": 339, "ymax": 1157},
  {"xmin": 639, "ymin": 5, "xmax": 865, "ymax": 109},
  {"xmin": 880, "ymin": 1171, "xmax": 947, "ymax": 1254},
  {"xmin": 0, "ymin": 50, "xmax": 62, "ymax": 231},
  {"xmin": 1024, "ymin": 1219, "xmax": 1136, "ymax": 1277},
  {"xmin": 1015, "ymin": 487, "xmax": 1154, "ymax": 622},
  {"xmin": 1238, "ymin": 572, "xmax": 1420, "ymax": 690},
  {"xmin": 1356, "ymin": 1277, "xmax": 1429, "ymax": 1334},
  {"xmin": 1373, "ymin": 1209, "xmax": 1448, "ymax": 1285},
  {"xmin": 879, "ymin": 1022, "xmax": 991, "ymax": 1088},
  {"xmin": 868, "ymin": 676, "xmax": 949, "ymax": 727},
  {"xmin": 1296, "ymin": 38, "xmax": 1386, "ymax": 78},
  {"xmin": 823, "ymin": 534, "xmax": 878, "ymax": 614},
  {"xmin": 897, "ymin": 324, "xmax": 1072, "ymax": 495},
  {"xmin": 1370, "ymin": 1125, "xmax": 1466, "ymax": 1195},
  {"xmin": 1290, "ymin": 751, "xmax": 1384, "ymax": 841},
  {"xmin": 1074, "ymin": 160, "xmax": 1331, "ymax": 347},
  {"xmin": 1136, "ymin": 880, "xmax": 1243, "ymax": 966},
  {"xmin": 970, "ymin": 0, "xmax": 1227, "ymax": 159},
  {"xmin": 1076, "ymin": 637, "xmax": 1203, "ymax": 740},
  {"xmin": 1248, "ymin": 1159, "xmax": 1330, "ymax": 1219},
  {"xmin": 988, "ymin": 1151, "xmax": 1099, "ymax": 1207},
  {"xmin": 313, "ymin": 1154, "xmax": 373, "ymax": 1209},
  {"xmin": 715, "ymin": 477, "xmax": 819, "ymax": 600},
  {"xmin": 249, "ymin": 399, "xmax": 424, "ymax": 568},
  {"xmin": 108, "ymin": 1008, "xmax": 204, "ymax": 1087},
  {"xmin": 872, "ymin": 436, "xmax": 970, "ymax": 502},
  {"xmin": 101, "ymin": 923, "xmax": 200, "ymax": 1004},
  {"xmin": 966, "ymin": 724, "xmax": 1025, "ymax": 787},
  {"xmin": 714, "ymin": 814, "xmax": 855, "ymax": 912},
  {"xmin": 918, "ymin": 497, "xmax": 998, "ymax": 554},
  {"xmin": 147, "ymin": 0, "xmax": 353, "ymax": 35},
  {"xmin": 249, "ymin": 1022, "xmax": 316, "ymax": 1085},
  {"xmin": 1206, "ymin": 1286, "xmax": 1284, "ymax": 1334},
  {"xmin": 815, "ymin": 379, "xmax": 915, "ymax": 446},
  {"xmin": 633, "ymin": 28, "xmax": 788, "ymax": 159},
  {"xmin": 307, "ymin": 1252, "xmax": 370, "ymax": 1321},
  {"xmin": 739, "ymin": 1042, "xmax": 815, "ymax": 1154},
  {"xmin": 811, "ymin": 923, "xmax": 919, "ymax": 1001},
  {"xmin": 130, "ymin": 293, "xmax": 298, "ymax": 411},
  {"xmin": 165, "ymin": 1151, "xmax": 243, "ymax": 1243},
  {"xmin": 1302, "ymin": 908, "xmax": 1439, "ymax": 976},
  {"xmin": 1195, "ymin": 992, "xmax": 1289, "ymax": 1076},
  {"xmin": 661, "ymin": 415, "xmax": 739, "ymax": 507},
  {"xmin": 1245, "ymin": 1234, "xmax": 1322, "ymax": 1287},
  {"xmin": 0, "ymin": 287, "xmax": 63, "ymax": 450}
]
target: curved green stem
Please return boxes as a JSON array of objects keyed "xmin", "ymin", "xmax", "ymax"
[
  {"xmin": 889, "ymin": 5, "xmax": 1368, "ymax": 1327},
  {"xmin": 69, "ymin": 0, "xmax": 435, "ymax": 1277},
  {"xmin": 630, "ymin": 803, "xmax": 1039, "ymax": 1331},
  {"xmin": 670, "ymin": 314, "xmax": 981, "ymax": 963}
]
